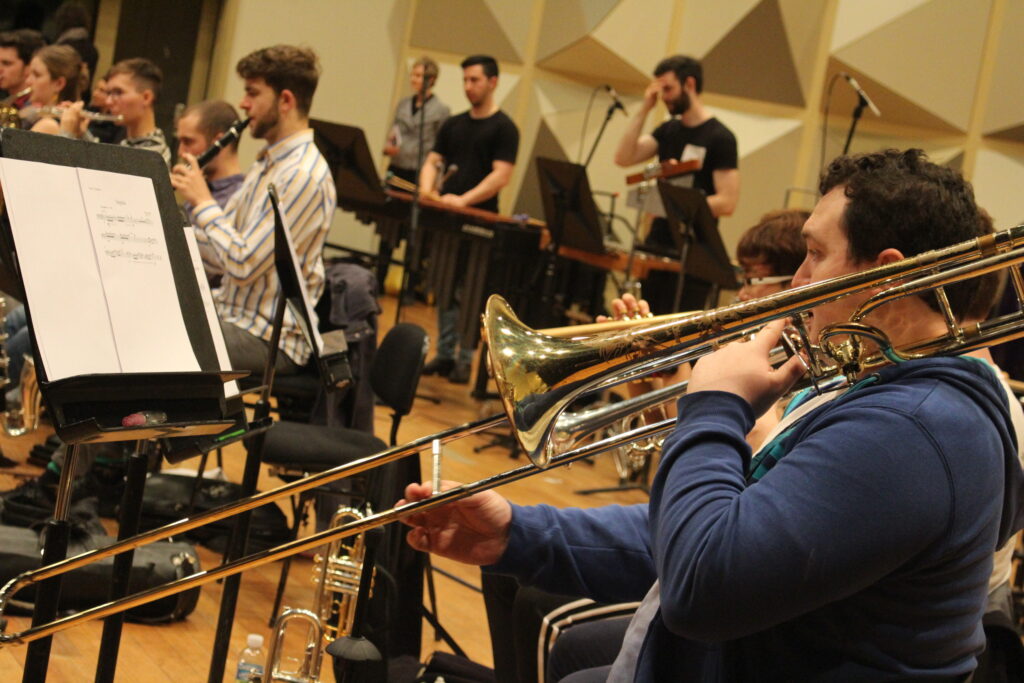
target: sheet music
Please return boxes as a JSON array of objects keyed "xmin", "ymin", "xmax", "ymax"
[
  {"xmin": 183, "ymin": 228, "xmax": 239, "ymax": 398},
  {"xmin": 636, "ymin": 174, "xmax": 694, "ymax": 218},
  {"xmin": 78, "ymin": 168, "xmax": 200, "ymax": 374},
  {"xmin": 277, "ymin": 203, "xmax": 324, "ymax": 353},
  {"xmin": 0, "ymin": 157, "xmax": 201, "ymax": 380},
  {"xmin": 0, "ymin": 158, "xmax": 120, "ymax": 380}
]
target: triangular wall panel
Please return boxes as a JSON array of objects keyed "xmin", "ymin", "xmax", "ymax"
[
  {"xmin": 590, "ymin": 0, "xmax": 678, "ymax": 81},
  {"xmin": 538, "ymin": 36, "xmax": 651, "ymax": 93},
  {"xmin": 484, "ymin": 0, "xmax": 533, "ymax": 62},
  {"xmin": 833, "ymin": 0, "xmax": 991, "ymax": 131},
  {"xmin": 535, "ymin": 0, "xmax": 619, "ymax": 63},
  {"xmin": 711, "ymin": 107, "xmax": 802, "ymax": 158},
  {"xmin": 830, "ymin": 0, "xmax": 932, "ymax": 52},
  {"xmin": 718, "ymin": 127, "xmax": 804, "ymax": 255},
  {"xmin": 677, "ymin": 0, "xmax": 761, "ymax": 58},
  {"xmin": 777, "ymin": 0, "xmax": 829, "ymax": 97},
  {"xmin": 972, "ymin": 149, "xmax": 1024, "ymax": 229},
  {"xmin": 409, "ymin": 0, "xmax": 524, "ymax": 64},
  {"xmin": 988, "ymin": 124, "xmax": 1024, "ymax": 145},
  {"xmin": 822, "ymin": 59, "xmax": 962, "ymax": 134},
  {"xmin": 982, "ymin": 0, "xmax": 1024, "ymax": 137},
  {"xmin": 702, "ymin": 0, "xmax": 804, "ymax": 106}
]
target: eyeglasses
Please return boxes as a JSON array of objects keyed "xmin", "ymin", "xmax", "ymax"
[{"xmin": 741, "ymin": 274, "xmax": 793, "ymax": 287}]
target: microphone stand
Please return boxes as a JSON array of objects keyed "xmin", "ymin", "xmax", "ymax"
[
  {"xmin": 395, "ymin": 77, "xmax": 432, "ymax": 324},
  {"xmin": 583, "ymin": 101, "xmax": 619, "ymax": 169},
  {"xmin": 842, "ymin": 93, "xmax": 868, "ymax": 156},
  {"xmin": 583, "ymin": 98, "xmax": 643, "ymax": 296}
]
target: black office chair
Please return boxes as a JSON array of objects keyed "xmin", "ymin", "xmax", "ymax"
[{"xmin": 260, "ymin": 322, "xmax": 429, "ymax": 622}]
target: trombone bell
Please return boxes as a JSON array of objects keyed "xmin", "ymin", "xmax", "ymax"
[{"xmin": 484, "ymin": 295, "xmax": 689, "ymax": 467}]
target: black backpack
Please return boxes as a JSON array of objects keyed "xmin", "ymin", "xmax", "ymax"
[{"xmin": 139, "ymin": 472, "xmax": 291, "ymax": 553}]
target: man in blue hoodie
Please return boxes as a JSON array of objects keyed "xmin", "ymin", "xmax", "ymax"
[{"xmin": 401, "ymin": 149, "xmax": 1024, "ymax": 682}]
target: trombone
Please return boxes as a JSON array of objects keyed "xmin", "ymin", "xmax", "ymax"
[{"xmin": 2, "ymin": 223, "xmax": 1024, "ymax": 647}]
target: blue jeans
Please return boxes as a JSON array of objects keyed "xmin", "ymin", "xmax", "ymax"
[{"xmin": 436, "ymin": 304, "xmax": 475, "ymax": 365}]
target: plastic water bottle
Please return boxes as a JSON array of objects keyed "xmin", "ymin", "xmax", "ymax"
[{"xmin": 235, "ymin": 633, "xmax": 265, "ymax": 682}]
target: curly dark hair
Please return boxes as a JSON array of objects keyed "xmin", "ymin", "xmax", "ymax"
[
  {"xmin": 236, "ymin": 45, "xmax": 320, "ymax": 116},
  {"xmin": 654, "ymin": 55, "xmax": 703, "ymax": 93},
  {"xmin": 736, "ymin": 209, "xmax": 808, "ymax": 277},
  {"xmin": 819, "ymin": 148, "xmax": 984, "ymax": 319}
]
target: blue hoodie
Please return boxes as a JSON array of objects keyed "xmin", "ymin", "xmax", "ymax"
[{"xmin": 488, "ymin": 357, "xmax": 1024, "ymax": 681}]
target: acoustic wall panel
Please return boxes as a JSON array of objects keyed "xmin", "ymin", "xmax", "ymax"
[
  {"xmin": 677, "ymin": 0, "xmax": 761, "ymax": 58},
  {"xmin": 982, "ymin": 0, "xmax": 1024, "ymax": 143},
  {"xmin": 831, "ymin": 0, "xmax": 932, "ymax": 52},
  {"xmin": 831, "ymin": 0, "xmax": 991, "ymax": 131},
  {"xmin": 702, "ymin": 0, "xmax": 805, "ymax": 106},
  {"xmin": 972, "ymin": 149, "xmax": 1024, "ymax": 230},
  {"xmin": 409, "ymin": 0, "xmax": 528, "ymax": 64}
]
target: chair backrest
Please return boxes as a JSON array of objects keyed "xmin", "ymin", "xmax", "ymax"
[{"xmin": 369, "ymin": 323, "xmax": 428, "ymax": 443}]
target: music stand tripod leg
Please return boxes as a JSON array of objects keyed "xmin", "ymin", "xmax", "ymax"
[
  {"xmin": 207, "ymin": 290, "xmax": 286, "ymax": 683},
  {"xmin": 22, "ymin": 443, "xmax": 80, "ymax": 682},
  {"xmin": 95, "ymin": 439, "xmax": 153, "ymax": 682}
]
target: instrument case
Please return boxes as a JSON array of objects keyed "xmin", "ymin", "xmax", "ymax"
[{"xmin": 0, "ymin": 517, "xmax": 200, "ymax": 623}]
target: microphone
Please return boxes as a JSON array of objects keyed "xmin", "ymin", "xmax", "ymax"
[
  {"xmin": 840, "ymin": 73, "xmax": 880, "ymax": 117},
  {"xmin": 195, "ymin": 116, "xmax": 251, "ymax": 169},
  {"xmin": 604, "ymin": 85, "xmax": 628, "ymax": 116}
]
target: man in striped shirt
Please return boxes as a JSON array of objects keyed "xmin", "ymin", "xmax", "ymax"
[{"xmin": 171, "ymin": 45, "xmax": 336, "ymax": 375}]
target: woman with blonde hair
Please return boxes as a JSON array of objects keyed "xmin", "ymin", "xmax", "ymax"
[{"xmin": 23, "ymin": 44, "xmax": 87, "ymax": 134}]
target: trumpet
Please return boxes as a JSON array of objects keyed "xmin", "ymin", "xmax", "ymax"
[
  {"xmin": 2, "ymin": 223, "xmax": 1024, "ymax": 647},
  {"xmin": 264, "ymin": 506, "xmax": 370, "ymax": 682}
]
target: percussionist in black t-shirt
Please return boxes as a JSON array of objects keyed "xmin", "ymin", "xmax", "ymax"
[
  {"xmin": 419, "ymin": 54, "xmax": 519, "ymax": 384},
  {"xmin": 615, "ymin": 55, "xmax": 739, "ymax": 313}
]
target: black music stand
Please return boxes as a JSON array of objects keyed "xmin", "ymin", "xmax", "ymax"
[
  {"xmin": 0, "ymin": 128, "xmax": 242, "ymax": 683},
  {"xmin": 310, "ymin": 120, "xmax": 424, "ymax": 322},
  {"xmin": 534, "ymin": 157, "xmax": 608, "ymax": 326},
  {"xmin": 206, "ymin": 181, "xmax": 351, "ymax": 682},
  {"xmin": 657, "ymin": 180, "xmax": 735, "ymax": 311},
  {"xmin": 536, "ymin": 157, "xmax": 606, "ymax": 254},
  {"xmin": 311, "ymin": 118, "xmax": 387, "ymax": 208}
]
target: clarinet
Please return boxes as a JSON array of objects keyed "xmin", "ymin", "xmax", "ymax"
[{"xmin": 195, "ymin": 117, "xmax": 251, "ymax": 168}]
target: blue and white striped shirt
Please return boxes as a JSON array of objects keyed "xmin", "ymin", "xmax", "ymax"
[{"xmin": 191, "ymin": 129, "xmax": 336, "ymax": 366}]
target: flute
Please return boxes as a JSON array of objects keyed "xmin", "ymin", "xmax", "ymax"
[{"xmin": 20, "ymin": 104, "xmax": 124, "ymax": 123}]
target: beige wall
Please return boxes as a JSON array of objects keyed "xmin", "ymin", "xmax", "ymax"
[{"xmin": 190, "ymin": 0, "xmax": 1024, "ymax": 259}]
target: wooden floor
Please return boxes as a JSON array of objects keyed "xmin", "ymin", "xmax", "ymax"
[{"xmin": 0, "ymin": 294, "xmax": 648, "ymax": 681}]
